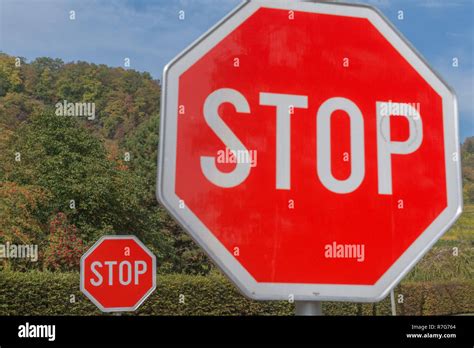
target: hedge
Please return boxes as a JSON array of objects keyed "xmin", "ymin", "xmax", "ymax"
[{"xmin": 0, "ymin": 271, "xmax": 472, "ymax": 315}]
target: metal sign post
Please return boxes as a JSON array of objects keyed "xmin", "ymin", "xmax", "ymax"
[
  {"xmin": 390, "ymin": 289, "xmax": 397, "ymax": 316},
  {"xmin": 295, "ymin": 301, "xmax": 323, "ymax": 316}
]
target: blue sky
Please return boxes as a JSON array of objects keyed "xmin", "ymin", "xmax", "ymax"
[{"xmin": 0, "ymin": 0, "xmax": 472, "ymax": 140}]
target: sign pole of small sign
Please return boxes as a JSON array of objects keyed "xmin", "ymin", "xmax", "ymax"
[
  {"xmin": 80, "ymin": 235, "xmax": 156, "ymax": 312},
  {"xmin": 157, "ymin": 0, "xmax": 462, "ymax": 315}
]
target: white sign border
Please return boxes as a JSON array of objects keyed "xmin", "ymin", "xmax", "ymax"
[{"xmin": 157, "ymin": 0, "xmax": 462, "ymax": 302}]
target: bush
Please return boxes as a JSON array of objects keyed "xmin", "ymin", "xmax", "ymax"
[
  {"xmin": 43, "ymin": 212, "xmax": 85, "ymax": 271},
  {"xmin": 0, "ymin": 271, "xmax": 472, "ymax": 316}
]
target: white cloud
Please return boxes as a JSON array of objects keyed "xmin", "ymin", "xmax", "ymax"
[{"xmin": 0, "ymin": 0, "xmax": 240, "ymax": 77}]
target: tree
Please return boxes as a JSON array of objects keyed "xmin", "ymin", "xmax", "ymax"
[
  {"xmin": 0, "ymin": 182, "xmax": 50, "ymax": 270},
  {"xmin": 1, "ymin": 111, "xmax": 175, "ymax": 265},
  {"xmin": 121, "ymin": 113, "xmax": 160, "ymax": 200},
  {"xmin": 1, "ymin": 112, "xmax": 140, "ymax": 240},
  {"xmin": 0, "ymin": 92, "xmax": 44, "ymax": 129},
  {"xmin": 0, "ymin": 182, "xmax": 50, "ymax": 245},
  {"xmin": 30, "ymin": 57, "xmax": 63, "ymax": 103},
  {"xmin": 0, "ymin": 53, "xmax": 201, "ymax": 274},
  {"xmin": 0, "ymin": 54, "xmax": 23, "ymax": 96},
  {"xmin": 43, "ymin": 212, "xmax": 84, "ymax": 271}
]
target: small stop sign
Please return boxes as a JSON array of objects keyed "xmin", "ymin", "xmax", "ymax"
[{"xmin": 80, "ymin": 235, "xmax": 156, "ymax": 312}]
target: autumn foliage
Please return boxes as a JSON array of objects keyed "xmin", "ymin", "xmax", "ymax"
[{"xmin": 43, "ymin": 212, "xmax": 84, "ymax": 271}]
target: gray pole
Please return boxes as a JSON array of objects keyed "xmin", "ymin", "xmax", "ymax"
[
  {"xmin": 390, "ymin": 289, "xmax": 397, "ymax": 316},
  {"xmin": 295, "ymin": 301, "xmax": 323, "ymax": 315}
]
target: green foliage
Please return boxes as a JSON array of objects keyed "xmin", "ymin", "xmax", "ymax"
[
  {"xmin": 2, "ymin": 112, "xmax": 115, "ymax": 233},
  {"xmin": 462, "ymin": 136, "xmax": 474, "ymax": 204},
  {"xmin": 30, "ymin": 57, "xmax": 64, "ymax": 73},
  {"xmin": 0, "ymin": 182, "xmax": 50, "ymax": 270},
  {"xmin": 28, "ymin": 57, "xmax": 64, "ymax": 103},
  {"xmin": 168, "ymin": 226, "xmax": 214, "ymax": 275},
  {"xmin": 0, "ymin": 271, "xmax": 471, "ymax": 316},
  {"xmin": 121, "ymin": 113, "xmax": 159, "ymax": 199},
  {"xmin": 0, "ymin": 92, "xmax": 44, "ymax": 128},
  {"xmin": 0, "ymin": 182, "xmax": 50, "ymax": 245},
  {"xmin": 0, "ymin": 111, "xmax": 173, "ymax": 268},
  {"xmin": 403, "ymin": 244, "xmax": 473, "ymax": 282},
  {"xmin": 0, "ymin": 53, "xmax": 204, "ymax": 275},
  {"xmin": 51, "ymin": 61, "xmax": 160, "ymax": 139},
  {"xmin": 0, "ymin": 54, "xmax": 23, "ymax": 96},
  {"xmin": 443, "ymin": 204, "xmax": 474, "ymax": 242},
  {"xmin": 1, "ymin": 54, "xmax": 161, "ymax": 140}
]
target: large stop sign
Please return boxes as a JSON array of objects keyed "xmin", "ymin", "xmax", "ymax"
[{"xmin": 157, "ymin": 1, "xmax": 462, "ymax": 301}]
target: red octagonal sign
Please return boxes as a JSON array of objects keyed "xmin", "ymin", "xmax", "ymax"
[
  {"xmin": 158, "ymin": 1, "xmax": 462, "ymax": 301},
  {"xmin": 80, "ymin": 236, "xmax": 156, "ymax": 312}
]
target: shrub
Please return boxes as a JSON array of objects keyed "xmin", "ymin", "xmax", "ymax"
[
  {"xmin": 43, "ymin": 212, "xmax": 85, "ymax": 271},
  {"xmin": 0, "ymin": 271, "xmax": 472, "ymax": 316}
]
